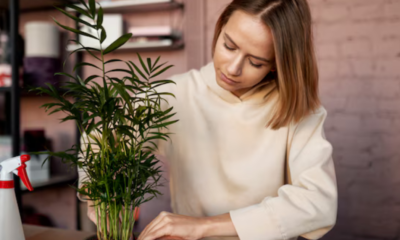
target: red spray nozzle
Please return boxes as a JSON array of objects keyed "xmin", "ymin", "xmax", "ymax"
[
  {"xmin": 20, "ymin": 154, "xmax": 30, "ymax": 163},
  {"xmin": 18, "ymin": 155, "xmax": 33, "ymax": 191}
]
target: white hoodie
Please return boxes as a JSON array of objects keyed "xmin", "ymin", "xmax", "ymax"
[{"xmin": 79, "ymin": 61, "xmax": 338, "ymax": 240}]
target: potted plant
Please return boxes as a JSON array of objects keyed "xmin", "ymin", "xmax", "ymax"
[{"xmin": 29, "ymin": 1, "xmax": 179, "ymax": 239}]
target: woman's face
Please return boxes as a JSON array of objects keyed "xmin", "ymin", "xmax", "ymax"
[{"xmin": 213, "ymin": 10, "xmax": 276, "ymax": 98}]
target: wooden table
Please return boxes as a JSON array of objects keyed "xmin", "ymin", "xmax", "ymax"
[{"xmin": 23, "ymin": 224, "xmax": 96, "ymax": 240}]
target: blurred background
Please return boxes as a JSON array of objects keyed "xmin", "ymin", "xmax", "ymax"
[{"xmin": 0, "ymin": 0, "xmax": 399, "ymax": 239}]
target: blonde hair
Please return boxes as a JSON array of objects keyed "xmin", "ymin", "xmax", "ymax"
[{"xmin": 212, "ymin": 0, "xmax": 320, "ymax": 130}]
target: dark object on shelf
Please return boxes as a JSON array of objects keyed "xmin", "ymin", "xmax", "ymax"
[
  {"xmin": 23, "ymin": 129, "xmax": 47, "ymax": 152},
  {"xmin": 23, "ymin": 57, "xmax": 61, "ymax": 88},
  {"xmin": 22, "ymin": 206, "xmax": 54, "ymax": 227}
]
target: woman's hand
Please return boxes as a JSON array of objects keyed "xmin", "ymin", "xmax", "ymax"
[{"xmin": 137, "ymin": 211, "xmax": 207, "ymax": 240}]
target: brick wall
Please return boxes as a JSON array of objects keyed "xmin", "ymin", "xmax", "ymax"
[
  {"xmin": 206, "ymin": 0, "xmax": 400, "ymax": 239},
  {"xmin": 309, "ymin": 0, "xmax": 400, "ymax": 239}
]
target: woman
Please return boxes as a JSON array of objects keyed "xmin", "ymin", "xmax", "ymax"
[{"xmin": 81, "ymin": 0, "xmax": 338, "ymax": 239}]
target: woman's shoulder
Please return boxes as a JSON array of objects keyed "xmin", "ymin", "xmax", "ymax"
[{"xmin": 289, "ymin": 104, "xmax": 329, "ymax": 131}]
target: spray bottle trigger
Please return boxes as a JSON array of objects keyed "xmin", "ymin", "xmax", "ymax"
[{"xmin": 16, "ymin": 163, "xmax": 33, "ymax": 191}]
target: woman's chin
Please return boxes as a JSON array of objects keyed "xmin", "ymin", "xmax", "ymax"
[{"xmin": 217, "ymin": 78, "xmax": 235, "ymax": 91}]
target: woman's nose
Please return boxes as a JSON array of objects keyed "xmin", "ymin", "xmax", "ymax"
[{"xmin": 227, "ymin": 57, "xmax": 242, "ymax": 76}]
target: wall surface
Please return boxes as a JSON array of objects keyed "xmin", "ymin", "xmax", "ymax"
[{"xmin": 309, "ymin": 0, "xmax": 400, "ymax": 239}]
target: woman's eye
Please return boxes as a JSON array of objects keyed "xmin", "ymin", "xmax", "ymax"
[
  {"xmin": 224, "ymin": 43, "xmax": 235, "ymax": 51},
  {"xmin": 250, "ymin": 61, "xmax": 262, "ymax": 68}
]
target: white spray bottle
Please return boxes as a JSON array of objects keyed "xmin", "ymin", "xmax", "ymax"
[{"xmin": 0, "ymin": 155, "xmax": 33, "ymax": 240}]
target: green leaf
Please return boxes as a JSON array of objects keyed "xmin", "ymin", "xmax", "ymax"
[
  {"xmin": 155, "ymin": 112, "xmax": 177, "ymax": 123},
  {"xmin": 100, "ymin": 26, "xmax": 107, "ymax": 44},
  {"xmin": 147, "ymin": 58, "xmax": 152, "ymax": 72},
  {"xmin": 65, "ymin": 4, "xmax": 92, "ymax": 19},
  {"xmin": 53, "ymin": 18, "xmax": 98, "ymax": 40},
  {"xmin": 129, "ymin": 61, "xmax": 147, "ymax": 81},
  {"xmin": 148, "ymin": 92, "xmax": 176, "ymax": 98},
  {"xmin": 97, "ymin": 7, "xmax": 104, "ymax": 28},
  {"xmin": 105, "ymin": 69, "xmax": 131, "ymax": 74},
  {"xmin": 149, "ymin": 79, "xmax": 176, "ymax": 90},
  {"xmin": 68, "ymin": 39, "xmax": 101, "ymax": 61},
  {"xmin": 89, "ymin": 0, "xmax": 96, "ymax": 17},
  {"xmin": 151, "ymin": 65, "xmax": 174, "ymax": 79},
  {"xmin": 84, "ymin": 75, "xmax": 101, "ymax": 84},
  {"xmin": 55, "ymin": 6, "xmax": 95, "ymax": 28},
  {"xmin": 137, "ymin": 53, "xmax": 149, "ymax": 76},
  {"xmin": 54, "ymin": 72, "xmax": 78, "ymax": 82},
  {"xmin": 104, "ymin": 59, "xmax": 122, "ymax": 64},
  {"xmin": 152, "ymin": 56, "xmax": 161, "ymax": 71},
  {"xmin": 103, "ymin": 33, "xmax": 132, "ymax": 55},
  {"xmin": 151, "ymin": 62, "xmax": 166, "ymax": 73},
  {"xmin": 76, "ymin": 75, "xmax": 86, "ymax": 86},
  {"xmin": 150, "ymin": 120, "xmax": 179, "ymax": 129},
  {"xmin": 77, "ymin": 0, "xmax": 90, "ymax": 12},
  {"xmin": 73, "ymin": 62, "xmax": 102, "ymax": 72}
]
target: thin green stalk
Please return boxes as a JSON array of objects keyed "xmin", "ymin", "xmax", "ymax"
[
  {"xmin": 96, "ymin": 200, "xmax": 101, "ymax": 240},
  {"xmin": 114, "ymin": 200, "xmax": 118, "ymax": 240}
]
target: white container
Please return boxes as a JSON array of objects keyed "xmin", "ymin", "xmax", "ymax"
[
  {"xmin": 21, "ymin": 153, "xmax": 50, "ymax": 188},
  {"xmin": 0, "ymin": 155, "xmax": 34, "ymax": 240},
  {"xmin": 0, "ymin": 136, "xmax": 12, "ymax": 162},
  {"xmin": 79, "ymin": 14, "xmax": 123, "ymax": 49},
  {"xmin": 25, "ymin": 22, "xmax": 60, "ymax": 58},
  {"xmin": 0, "ymin": 188, "xmax": 26, "ymax": 240},
  {"xmin": 128, "ymin": 26, "xmax": 181, "ymax": 38}
]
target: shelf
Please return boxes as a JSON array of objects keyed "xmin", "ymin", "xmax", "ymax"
[
  {"xmin": 21, "ymin": 174, "xmax": 77, "ymax": 193},
  {"xmin": 0, "ymin": 87, "xmax": 69, "ymax": 97},
  {"xmin": 67, "ymin": 0, "xmax": 183, "ymax": 13},
  {"xmin": 0, "ymin": 0, "xmax": 78, "ymax": 13},
  {"xmin": 21, "ymin": 88, "xmax": 71, "ymax": 97},
  {"xmin": 67, "ymin": 39, "xmax": 184, "ymax": 52},
  {"xmin": 0, "ymin": 87, "xmax": 11, "ymax": 93}
]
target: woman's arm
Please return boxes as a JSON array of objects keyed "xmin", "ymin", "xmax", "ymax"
[
  {"xmin": 229, "ymin": 106, "xmax": 338, "ymax": 240},
  {"xmin": 202, "ymin": 213, "xmax": 238, "ymax": 237},
  {"xmin": 137, "ymin": 211, "xmax": 238, "ymax": 240}
]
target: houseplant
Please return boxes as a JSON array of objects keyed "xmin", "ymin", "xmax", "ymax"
[{"xmin": 29, "ymin": 0, "xmax": 179, "ymax": 239}]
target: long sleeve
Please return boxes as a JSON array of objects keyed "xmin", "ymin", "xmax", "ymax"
[{"xmin": 229, "ymin": 106, "xmax": 338, "ymax": 240}]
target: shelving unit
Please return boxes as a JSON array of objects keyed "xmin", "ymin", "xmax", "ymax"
[
  {"xmin": 3, "ymin": 0, "xmax": 81, "ymax": 230},
  {"xmin": 67, "ymin": 39, "xmax": 184, "ymax": 52},
  {"xmin": 68, "ymin": 0, "xmax": 184, "ymax": 13},
  {"xmin": 0, "ymin": 87, "xmax": 70, "ymax": 97},
  {"xmin": 66, "ymin": 0, "xmax": 185, "ymax": 53},
  {"xmin": 0, "ymin": 0, "xmax": 77, "ymax": 12}
]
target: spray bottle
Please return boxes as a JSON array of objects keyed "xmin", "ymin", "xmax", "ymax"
[{"xmin": 0, "ymin": 155, "xmax": 33, "ymax": 240}]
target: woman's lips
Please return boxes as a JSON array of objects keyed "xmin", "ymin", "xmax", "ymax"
[{"xmin": 220, "ymin": 72, "xmax": 238, "ymax": 84}]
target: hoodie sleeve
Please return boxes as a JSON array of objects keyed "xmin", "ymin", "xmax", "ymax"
[{"xmin": 229, "ymin": 106, "xmax": 338, "ymax": 240}]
